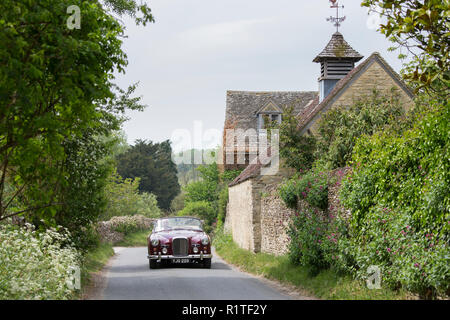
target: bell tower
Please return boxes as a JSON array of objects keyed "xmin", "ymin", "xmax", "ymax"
[{"xmin": 314, "ymin": 1, "xmax": 363, "ymax": 102}]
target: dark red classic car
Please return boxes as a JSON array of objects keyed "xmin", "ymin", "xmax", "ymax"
[{"xmin": 147, "ymin": 216, "xmax": 212, "ymax": 269}]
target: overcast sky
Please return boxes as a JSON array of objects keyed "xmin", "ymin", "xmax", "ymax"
[{"xmin": 115, "ymin": 0, "xmax": 406, "ymax": 152}]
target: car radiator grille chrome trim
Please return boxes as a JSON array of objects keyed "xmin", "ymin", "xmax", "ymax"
[{"xmin": 172, "ymin": 237, "xmax": 189, "ymax": 256}]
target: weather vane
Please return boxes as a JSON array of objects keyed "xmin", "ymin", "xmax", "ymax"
[{"xmin": 327, "ymin": 0, "xmax": 346, "ymax": 32}]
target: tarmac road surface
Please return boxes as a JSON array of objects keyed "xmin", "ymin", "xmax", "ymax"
[{"xmin": 98, "ymin": 247, "xmax": 297, "ymax": 300}]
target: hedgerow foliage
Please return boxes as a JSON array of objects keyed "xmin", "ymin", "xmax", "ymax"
[
  {"xmin": 101, "ymin": 170, "xmax": 161, "ymax": 220},
  {"xmin": 279, "ymin": 170, "xmax": 329, "ymax": 210},
  {"xmin": 0, "ymin": 225, "xmax": 80, "ymax": 300},
  {"xmin": 268, "ymin": 106, "xmax": 316, "ymax": 171},
  {"xmin": 338, "ymin": 100, "xmax": 450, "ymax": 297},
  {"xmin": 177, "ymin": 201, "xmax": 215, "ymax": 233},
  {"xmin": 288, "ymin": 208, "xmax": 330, "ymax": 273},
  {"xmin": 108, "ymin": 215, "xmax": 153, "ymax": 235},
  {"xmin": 315, "ymin": 89, "xmax": 405, "ymax": 169},
  {"xmin": 280, "ymin": 98, "xmax": 449, "ymax": 297},
  {"xmin": 341, "ymin": 100, "xmax": 449, "ymax": 235}
]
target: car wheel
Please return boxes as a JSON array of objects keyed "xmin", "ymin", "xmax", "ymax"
[
  {"xmin": 203, "ymin": 258, "xmax": 211, "ymax": 269},
  {"xmin": 149, "ymin": 260, "xmax": 159, "ymax": 269}
]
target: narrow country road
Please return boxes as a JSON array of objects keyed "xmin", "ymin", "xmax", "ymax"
[{"xmin": 94, "ymin": 247, "xmax": 299, "ymax": 300}]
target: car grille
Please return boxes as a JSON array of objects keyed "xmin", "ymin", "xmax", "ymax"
[{"xmin": 172, "ymin": 238, "xmax": 188, "ymax": 256}]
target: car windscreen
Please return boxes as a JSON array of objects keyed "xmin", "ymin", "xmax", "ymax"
[{"xmin": 154, "ymin": 217, "xmax": 203, "ymax": 232}]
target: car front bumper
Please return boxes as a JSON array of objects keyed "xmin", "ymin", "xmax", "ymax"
[{"xmin": 148, "ymin": 253, "xmax": 212, "ymax": 261}]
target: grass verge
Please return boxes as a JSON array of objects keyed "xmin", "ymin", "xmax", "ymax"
[
  {"xmin": 214, "ymin": 230, "xmax": 413, "ymax": 300},
  {"xmin": 79, "ymin": 242, "xmax": 114, "ymax": 299}
]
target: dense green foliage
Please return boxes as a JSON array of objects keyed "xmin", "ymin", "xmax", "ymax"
[
  {"xmin": 55, "ymin": 132, "xmax": 114, "ymax": 247},
  {"xmin": 101, "ymin": 171, "xmax": 161, "ymax": 220},
  {"xmin": 177, "ymin": 201, "xmax": 215, "ymax": 233},
  {"xmin": 288, "ymin": 208, "xmax": 330, "ymax": 273},
  {"xmin": 281, "ymin": 99, "xmax": 449, "ymax": 298},
  {"xmin": 279, "ymin": 170, "xmax": 329, "ymax": 210},
  {"xmin": 0, "ymin": 0, "xmax": 151, "ymax": 236},
  {"xmin": 216, "ymin": 186, "xmax": 229, "ymax": 228},
  {"xmin": 342, "ymin": 102, "xmax": 449, "ymax": 234},
  {"xmin": 361, "ymin": 0, "xmax": 449, "ymax": 98},
  {"xmin": 315, "ymin": 89, "xmax": 405, "ymax": 169},
  {"xmin": 178, "ymin": 163, "xmax": 220, "ymax": 232},
  {"xmin": 336, "ymin": 101, "xmax": 449, "ymax": 298},
  {"xmin": 184, "ymin": 163, "xmax": 220, "ymax": 204},
  {"xmin": 214, "ymin": 228, "xmax": 410, "ymax": 299},
  {"xmin": 269, "ymin": 106, "xmax": 316, "ymax": 171},
  {"xmin": 177, "ymin": 162, "xmax": 241, "ymax": 232},
  {"xmin": 117, "ymin": 140, "xmax": 180, "ymax": 210}
]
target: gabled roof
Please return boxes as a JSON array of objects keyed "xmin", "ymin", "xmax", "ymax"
[
  {"xmin": 256, "ymin": 100, "xmax": 283, "ymax": 115},
  {"xmin": 313, "ymin": 32, "xmax": 363, "ymax": 63},
  {"xmin": 225, "ymin": 91, "xmax": 318, "ymax": 131},
  {"xmin": 298, "ymin": 52, "xmax": 414, "ymax": 133}
]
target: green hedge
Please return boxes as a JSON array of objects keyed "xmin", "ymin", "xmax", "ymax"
[
  {"xmin": 279, "ymin": 170, "xmax": 329, "ymax": 210},
  {"xmin": 338, "ymin": 100, "xmax": 449, "ymax": 298}
]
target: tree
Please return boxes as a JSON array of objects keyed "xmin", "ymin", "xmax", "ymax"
[
  {"xmin": 183, "ymin": 163, "xmax": 220, "ymax": 204},
  {"xmin": 117, "ymin": 140, "xmax": 180, "ymax": 210},
  {"xmin": 268, "ymin": 106, "xmax": 316, "ymax": 171},
  {"xmin": 0, "ymin": 0, "xmax": 153, "ymax": 223},
  {"xmin": 177, "ymin": 201, "xmax": 216, "ymax": 233},
  {"xmin": 101, "ymin": 170, "xmax": 161, "ymax": 220},
  {"xmin": 361, "ymin": 0, "xmax": 449, "ymax": 98},
  {"xmin": 315, "ymin": 89, "xmax": 406, "ymax": 169}
]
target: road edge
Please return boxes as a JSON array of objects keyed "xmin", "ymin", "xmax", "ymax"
[{"xmin": 212, "ymin": 247, "xmax": 318, "ymax": 300}]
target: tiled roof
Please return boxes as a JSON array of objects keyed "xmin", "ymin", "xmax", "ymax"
[
  {"xmin": 228, "ymin": 147, "xmax": 272, "ymax": 187},
  {"xmin": 298, "ymin": 52, "xmax": 414, "ymax": 132},
  {"xmin": 228, "ymin": 161, "xmax": 262, "ymax": 187},
  {"xmin": 313, "ymin": 32, "xmax": 363, "ymax": 63},
  {"xmin": 225, "ymin": 91, "xmax": 318, "ymax": 132}
]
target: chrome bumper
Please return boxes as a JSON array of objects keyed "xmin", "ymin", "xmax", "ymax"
[{"xmin": 148, "ymin": 253, "xmax": 212, "ymax": 261}]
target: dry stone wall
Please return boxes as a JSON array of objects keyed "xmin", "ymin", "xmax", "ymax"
[{"xmin": 260, "ymin": 192, "xmax": 295, "ymax": 255}]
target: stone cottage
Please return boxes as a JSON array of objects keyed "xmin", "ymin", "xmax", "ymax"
[
  {"xmin": 222, "ymin": 91, "xmax": 318, "ymax": 171},
  {"xmin": 223, "ymin": 31, "xmax": 415, "ymax": 255}
]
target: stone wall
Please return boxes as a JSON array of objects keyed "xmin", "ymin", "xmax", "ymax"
[
  {"xmin": 310, "ymin": 59, "xmax": 414, "ymax": 134},
  {"xmin": 260, "ymin": 191, "xmax": 295, "ymax": 255},
  {"xmin": 227, "ymin": 179, "xmax": 259, "ymax": 252},
  {"xmin": 334, "ymin": 60, "xmax": 413, "ymax": 108},
  {"xmin": 226, "ymin": 166, "xmax": 354, "ymax": 256},
  {"xmin": 226, "ymin": 165, "xmax": 294, "ymax": 253},
  {"xmin": 328, "ymin": 167, "xmax": 352, "ymax": 220}
]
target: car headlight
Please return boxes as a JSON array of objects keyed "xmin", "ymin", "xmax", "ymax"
[
  {"xmin": 201, "ymin": 236, "xmax": 209, "ymax": 245},
  {"xmin": 193, "ymin": 246, "xmax": 199, "ymax": 254},
  {"xmin": 162, "ymin": 247, "xmax": 168, "ymax": 254},
  {"xmin": 151, "ymin": 238, "xmax": 159, "ymax": 246}
]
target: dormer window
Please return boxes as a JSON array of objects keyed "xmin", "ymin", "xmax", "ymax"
[
  {"xmin": 257, "ymin": 113, "xmax": 281, "ymax": 131},
  {"xmin": 256, "ymin": 100, "xmax": 283, "ymax": 131}
]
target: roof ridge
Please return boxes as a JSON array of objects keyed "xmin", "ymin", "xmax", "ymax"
[
  {"xmin": 298, "ymin": 52, "xmax": 414, "ymax": 132},
  {"xmin": 227, "ymin": 90, "xmax": 318, "ymax": 94}
]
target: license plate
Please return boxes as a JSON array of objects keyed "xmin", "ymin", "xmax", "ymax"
[{"xmin": 172, "ymin": 259, "xmax": 190, "ymax": 263}]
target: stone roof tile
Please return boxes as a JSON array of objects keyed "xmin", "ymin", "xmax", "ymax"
[
  {"xmin": 299, "ymin": 52, "xmax": 414, "ymax": 132},
  {"xmin": 313, "ymin": 32, "xmax": 363, "ymax": 63}
]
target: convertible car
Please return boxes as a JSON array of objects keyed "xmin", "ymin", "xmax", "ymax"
[{"xmin": 147, "ymin": 216, "xmax": 212, "ymax": 269}]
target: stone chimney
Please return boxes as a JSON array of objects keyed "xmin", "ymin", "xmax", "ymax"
[{"xmin": 313, "ymin": 32, "xmax": 363, "ymax": 102}]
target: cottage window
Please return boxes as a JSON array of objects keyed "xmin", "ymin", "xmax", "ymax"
[{"xmin": 257, "ymin": 113, "xmax": 281, "ymax": 131}]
